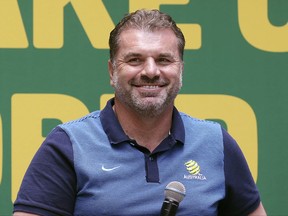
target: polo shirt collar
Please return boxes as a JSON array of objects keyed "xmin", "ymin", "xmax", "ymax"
[{"xmin": 100, "ymin": 98, "xmax": 185, "ymax": 145}]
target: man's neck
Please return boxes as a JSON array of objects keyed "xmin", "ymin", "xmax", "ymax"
[{"xmin": 113, "ymin": 100, "xmax": 173, "ymax": 152}]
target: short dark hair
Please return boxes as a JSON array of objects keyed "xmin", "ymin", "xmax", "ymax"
[{"xmin": 109, "ymin": 9, "xmax": 185, "ymax": 62}]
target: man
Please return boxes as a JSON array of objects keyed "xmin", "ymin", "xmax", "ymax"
[{"xmin": 14, "ymin": 9, "xmax": 266, "ymax": 215}]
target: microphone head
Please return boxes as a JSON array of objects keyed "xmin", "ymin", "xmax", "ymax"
[{"xmin": 164, "ymin": 181, "xmax": 186, "ymax": 203}]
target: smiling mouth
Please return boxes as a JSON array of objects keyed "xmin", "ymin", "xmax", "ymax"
[
  {"xmin": 136, "ymin": 85, "xmax": 163, "ymax": 89},
  {"xmin": 133, "ymin": 85, "xmax": 167, "ymax": 95},
  {"xmin": 133, "ymin": 82, "xmax": 167, "ymax": 88},
  {"xmin": 131, "ymin": 84, "xmax": 166, "ymax": 97}
]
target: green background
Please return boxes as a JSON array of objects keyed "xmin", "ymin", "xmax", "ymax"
[{"xmin": 0, "ymin": 0, "xmax": 287, "ymax": 215}]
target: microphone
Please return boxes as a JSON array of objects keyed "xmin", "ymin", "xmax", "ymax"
[{"xmin": 160, "ymin": 181, "xmax": 186, "ymax": 216}]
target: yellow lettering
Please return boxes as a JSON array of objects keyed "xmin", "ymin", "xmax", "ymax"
[
  {"xmin": 238, "ymin": 0, "xmax": 288, "ymax": 52},
  {"xmin": 70, "ymin": 0, "xmax": 115, "ymax": 49},
  {"xmin": 33, "ymin": 0, "xmax": 68, "ymax": 48},
  {"xmin": 0, "ymin": 115, "xmax": 2, "ymax": 184},
  {"xmin": 100, "ymin": 94, "xmax": 258, "ymax": 181},
  {"xmin": 129, "ymin": 0, "xmax": 202, "ymax": 50},
  {"xmin": 0, "ymin": 0, "xmax": 28, "ymax": 48},
  {"xmin": 34, "ymin": 0, "xmax": 114, "ymax": 48},
  {"xmin": 129, "ymin": 0, "xmax": 190, "ymax": 10},
  {"xmin": 11, "ymin": 94, "xmax": 89, "ymax": 201},
  {"xmin": 178, "ymin": 24, "xmax": 202, "ymax": 49}
]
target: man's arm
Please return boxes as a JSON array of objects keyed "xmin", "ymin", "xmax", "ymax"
[
  {"xmin": 248, "ymin": 202, "xmax": 267, "ymax": 216},
  {"xmin": 13, "ymin": 127, "xmax": 76, "ymax": 215}
]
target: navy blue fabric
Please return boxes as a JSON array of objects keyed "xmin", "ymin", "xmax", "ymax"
[
  {"xmin": 13, "ymin": 127, "xmax": 76, "ymax": 216},
  {"xmin": 218, "ymin": 129, "xmax": 260, "ymax": 215}
]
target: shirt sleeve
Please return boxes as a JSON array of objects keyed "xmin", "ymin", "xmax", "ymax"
[
  {"xmin": 13, "ymin": 126, "xmax": 76, "ymax": 216},
  {"xmin": 218, "ymin": 128, "xmax": 261, "ymax": 215}
]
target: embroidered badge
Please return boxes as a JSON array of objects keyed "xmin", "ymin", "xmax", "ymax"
[{"xmin": 184, "ymin": 160, "xmax": 207, "ymax": 180}]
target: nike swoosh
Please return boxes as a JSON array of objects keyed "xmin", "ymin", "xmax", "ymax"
[{"xmin": 101, "ymin": 165, "xmax": 120, "ymax": 171}]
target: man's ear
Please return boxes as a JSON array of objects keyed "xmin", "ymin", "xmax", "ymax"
[{"xmin": 108, "ymin": 59, "xmax": 114, "ymax": 87}]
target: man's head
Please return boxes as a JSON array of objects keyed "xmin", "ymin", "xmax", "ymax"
[
  {"xmin": 109, "ymin": 9, "xmax": 185, "ymax": 64},
  {"xmin": 108, "ymin": 10, "xmax": 185, "ymax": 117}
]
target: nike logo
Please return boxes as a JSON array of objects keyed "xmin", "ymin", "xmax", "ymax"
[{"xmin": 101, "ymin": 165, "xmax": 120, "ymax": 171}]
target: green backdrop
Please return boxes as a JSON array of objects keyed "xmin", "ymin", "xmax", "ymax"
[{"xmin": 0, "ymin": 0, "xmax": 287, "ymax": 215}]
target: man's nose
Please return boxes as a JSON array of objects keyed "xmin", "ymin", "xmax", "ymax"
[{"xmin": 141, "ymin": 58, "xmax": 160, "ymax": 78}]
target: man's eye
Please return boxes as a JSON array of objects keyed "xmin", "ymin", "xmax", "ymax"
[
  {"xmin": 157, "ymin": 58, "xmax": 171, "ymax": 64},
  {"xmin": 127, "ymin": 58, "xmax": 142, "ymax": 65}
]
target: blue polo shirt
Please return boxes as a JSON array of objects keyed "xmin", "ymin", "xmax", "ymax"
[{"xmin": 14, "ymin": 98, "xmax": 260, "ymax": 216}]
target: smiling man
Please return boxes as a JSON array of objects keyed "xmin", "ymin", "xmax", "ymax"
[{"xmin": 13, "ymin": 9, "xmax": 266, "ymax": 216}]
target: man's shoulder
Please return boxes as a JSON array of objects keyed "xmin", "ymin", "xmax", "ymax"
[
  {"xmin": 56, "ymin": 110, "xmax": 102, "ymax": 134},
  {"xmin": 62, "ymin": 110, "xmax": 101, "ymax": 125}
]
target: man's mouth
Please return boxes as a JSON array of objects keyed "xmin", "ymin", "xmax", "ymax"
[
  {"xmin": 131, "ymin": 83, "xmax": 167, "ymax": 97},
  {"xmin": 135, "ymin": 85, "xmax": 163, "ymax": 88},
  {"xmin": 133, "ymin": 82, "xmax": 167, "ymax": 88}
]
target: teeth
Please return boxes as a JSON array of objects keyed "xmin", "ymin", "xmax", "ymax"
[{"xmin": 142, "ymin": 85, "xmax": 159, "ymax": 89}]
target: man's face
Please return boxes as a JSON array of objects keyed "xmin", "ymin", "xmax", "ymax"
[{"xmin": 109, "ymin": 28, "xmax": 183, "ymax": 117}]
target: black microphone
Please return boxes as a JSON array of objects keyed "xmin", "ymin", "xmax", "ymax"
[{"xmin": 160, "ymin": 181, "xmax": 186, "ymax": 216}]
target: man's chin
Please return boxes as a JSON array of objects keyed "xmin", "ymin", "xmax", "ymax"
[
  {"xmin": 132, "ymin": 98, "xmax": 167, "ymax": 115},
  {"xmin": 137, "ymin": 97, "xmax": 163, "ymax": 106}
]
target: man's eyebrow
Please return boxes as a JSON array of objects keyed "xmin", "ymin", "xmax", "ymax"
[
  {"xmin": 123, "ymin": 52, "xmax": 142, "ymax": 59},
  {"xmin": 158, "ymin": 53, "xmax": 175, "ymax": 58}
]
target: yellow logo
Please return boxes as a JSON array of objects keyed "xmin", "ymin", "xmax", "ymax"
[{"xmin": 185, "ymin": 160, "xmax": 201, "ymax": 175}]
